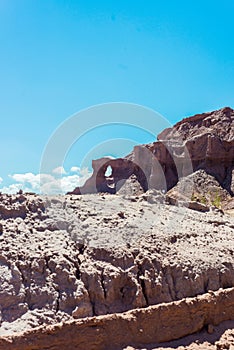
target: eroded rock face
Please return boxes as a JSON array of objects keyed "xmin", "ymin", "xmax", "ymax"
[
  {"xmin": 0, "ymin": 288, "xmax": 233, "ymax": 350},
  {"xmin": 157, "ymin": 107, "xmax": 234, "ymax": 194},
  {"xmin": 69, "ymin": 107, "xmax": 234, "ymax": 196},
  {"xmin": 0, "ymin": 193, "xmax": 233, "ymax": 335},
  {"xmin": 158, "ymin": 106, "xmax": 234, "ymax": 142},
  {"xmin": 166, "ymin": 169, "xmax": 232, "ymax": 210}
]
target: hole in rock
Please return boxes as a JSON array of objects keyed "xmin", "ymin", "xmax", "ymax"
[{"xmin": 105, "ymin": 165, "xmax": 113, "ymax": 177}]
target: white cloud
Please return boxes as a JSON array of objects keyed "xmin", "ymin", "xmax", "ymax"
[
  {"xmin": 0, "ymin": 183, "xmax": 24, "ymax": 194},
  {"xmin": 0, "ymin": 177, "xmax": 3, "ymax": 184},
  {"xmin": 61, "ymin": 175, "xmax": 86, "ymax": 192},
  {"xmin": 79, "ymin": 167, "xmax": 90, "ymax": 177},
  {"xmin": 41, "ymin": 175, "xmax": 85, "ymax": 194},
  {"xmin": 10, "ymin": 173, "xmax": 54, "ymax": 192},
  {"xmin": 52, "ymin": 166, "xmax": 67, "ymax": 175},
  {"xmin": 70, "ymin": 166, "xmax": 80, "ymax": 173},
  {"xmin": 1, "ymin": 167, "xmax": 92, "ymax": 195}
]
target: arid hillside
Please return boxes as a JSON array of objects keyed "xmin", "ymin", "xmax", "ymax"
[{"xmin": 0, "ymin": 107, "xmax": 233, "ymax": 349}]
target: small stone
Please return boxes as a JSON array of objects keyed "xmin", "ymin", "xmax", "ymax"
[
  {"xmin": 207, "ymin": 324, "xmax": 214, "ymax": 334},
  {"xmin": 118, "ymin": 211, "xmax": 125, "ymax": 219}
]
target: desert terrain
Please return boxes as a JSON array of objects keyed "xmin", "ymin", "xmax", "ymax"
[{"xmin": 0, "ymin": 107, "xmax": 233, "ymax": 349}]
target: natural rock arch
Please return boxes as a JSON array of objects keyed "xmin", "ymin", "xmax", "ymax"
[{"xmin": 68, "ymin": 157, "xmax": 148, "ymax": 195}]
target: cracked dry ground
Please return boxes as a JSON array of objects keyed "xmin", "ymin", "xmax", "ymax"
[{"xmin": 0, "ymin": 192, "xmax": 233, "ymax": 349}]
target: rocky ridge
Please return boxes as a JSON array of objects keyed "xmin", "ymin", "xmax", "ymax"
[
  {"xmin": 69, "ymin": 107, "xmax": 234, "ymax": 201},
  {"xmin": 0, "ymin": 288, "xmax": 233, "ymax": 350}
]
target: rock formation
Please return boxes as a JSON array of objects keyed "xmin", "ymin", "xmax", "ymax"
[
  {"xmin": 166, "ymin": 169, "xmax": 232, "ymax": 210},
  {"xmin": 68, "ymin": 158, "xmax": 148, "ymax": 195},
  {"xmin": 69, "ymin": 107, "xmax": 234, "ymax": 197}
]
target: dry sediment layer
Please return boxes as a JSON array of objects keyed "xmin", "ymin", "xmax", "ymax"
[{"xmin": 0, "ymin": 287, "xmax": 233, "ymax": 350}]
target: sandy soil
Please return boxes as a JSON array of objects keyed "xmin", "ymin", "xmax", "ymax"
[{"xmin": 124, "ymin": 320, "xmax": 234, "ymax": 349}]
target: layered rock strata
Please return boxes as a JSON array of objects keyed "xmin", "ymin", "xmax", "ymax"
[{"xmin": 0, "ymin": 288, "xmax": 233, "ymax": 350}]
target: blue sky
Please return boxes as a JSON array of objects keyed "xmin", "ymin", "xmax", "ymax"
[{"xmin": 0, "ymin": 0, "xmax": 234, "ymax": 193}]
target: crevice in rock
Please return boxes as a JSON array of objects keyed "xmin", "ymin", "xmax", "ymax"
[
  {"xmin": 162, "ymin": 265, "xmax": 176, "ymax": 301},
  {"xmin": 15, "ymin": 261, "xmax": 32, "ymax": 309},
  {"xmin": 100, "ymin": 270, "xmax": 107, "ymax": 299},
  {"xmin": 207, "ymin": 219, "xmax": 229, "ymax": 226},
  {"xmin": 204, "ymin": 276, "xmax": 209, "ymax": 293},
  {"xmin": 77, "ymin": 243, "xmax": 86, "ymax": 255},
  {"xmin": 55, "ymin": 290, "xmax": 60, "ymax": 314},
  {"xmin": 15, "ymin": 262, "xmax": 27, "ymax": 303},
  {"xmin": 171, "ymin": 269, "xmax": 178, "ymax": 299},
  {"xmin": 44, "ymin": 256, "xmax": 51, "ymax": 272},
  {"xmin": 63, "ymin": 253, "xmax": 81, "ymax": 280},
  {"xmin": 44, "ymin": 256, "xmax": 60, "ymax": 313},
  {"xmin": 85, "ymin": 288, "xmax": 96, "ymax": 317},
  {"xmin": 136, "ymin": 262, "xmax": 149, "ymax": 307},
  {"xmin": 139, "ymin": 277, "xmax": 149, "ymax": 306}
]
